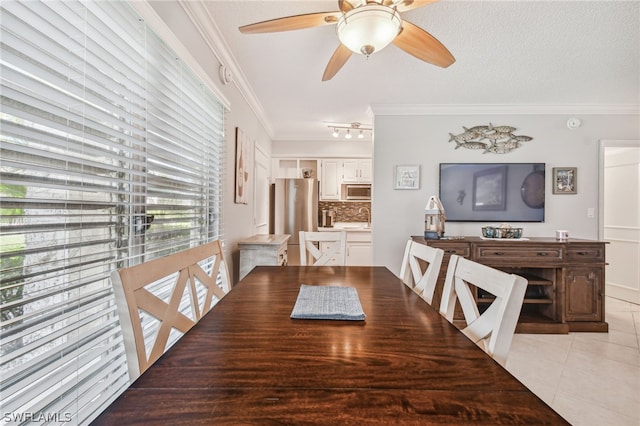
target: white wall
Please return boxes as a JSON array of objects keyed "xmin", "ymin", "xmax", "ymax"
[
  {"xmin": 372, "ymin": 114, "xmax": 640, "ymax": 276},
  {"xmin": 221, "ymin": 94, "xmax": 273, "ymax": 284},
  {"xmin": 272, "ymin": 139, "xmax": 373, "ymax": 158}
]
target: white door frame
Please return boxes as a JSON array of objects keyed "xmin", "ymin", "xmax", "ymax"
[
  {"xmin": 599, "ymin": 139, "xmax": 640, "ymax": 303},
  {"xmin": 253, "ymin": 144, "xmax": 270, "ymax": 234}
]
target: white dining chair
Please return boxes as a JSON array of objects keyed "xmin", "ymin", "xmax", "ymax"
[
  {"xmin": 111, "ymin": 240, "xmax": 230, "ymax": 382},
  {"xmin": 299, "ymin": 230, "xmax": 347, "ymax": 266},
  {"xmin": 399, "ymin": 240, "xmax": 444, "ymax": 305},
  {"xmin": 439, "ymin": 254, "xmax": 527, "ymax": 366}
]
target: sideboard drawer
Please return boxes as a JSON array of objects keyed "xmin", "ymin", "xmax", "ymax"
[
  {"xmin": 475, "ymin": 245, "xmax": 563, "ymax": 263},
  {"xmin": 435, "ymin": 243, "xmax": 470, "ymax": 258},
  {"xmin": 566, "ymin": 245, "xmax": 605, "ymax": 262},
  {"xmin": 415, "ymin": 238, "xmax": 471, "ymax": 258}
]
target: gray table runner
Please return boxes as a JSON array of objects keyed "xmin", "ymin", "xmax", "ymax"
[{"xmin": 290, "ymin": 284, "xmax": 366, "ymax": 321}]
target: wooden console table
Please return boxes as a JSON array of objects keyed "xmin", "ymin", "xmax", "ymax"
[{"xmin": 413, "ymin": 236, "xmax": 608, "ymax": 334}]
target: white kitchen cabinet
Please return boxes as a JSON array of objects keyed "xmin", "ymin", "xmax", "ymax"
[
  {"xmin": 272, "ymin": 159, "xmax": 297, "ymax": 178},
  {"xmin": 319, "ymin": 241, "xmax": 371, "ymax": 266},
  {"xmin": 345, "ymin": 231, "xmax": 372, "ymax": 265},
  {"xmin": 320, "ymin": 159, "xmax": 340, "ymax": 200},
  {"xmin": 346, "ymin": 243, "xmax": 372, "ymax": 266},
  {"xmin": 342, "ymin": 159, "xmax": 372, "ymax": 183},
  {"xmin": 272, "ymin": 158, "xmax": 318, "ymax": 179},
  {"xmin": 358, "ymin": 159, "xmax": 372, "ymax": 182},
  {"xmin": 320, "ymin": 229, "xmax": 372, "ymax": 265},
  {"xmin": 283, "ymin": 158, "xmax": 372, "ymax": 200}
]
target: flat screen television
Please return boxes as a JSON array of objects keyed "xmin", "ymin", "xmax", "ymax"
[{"xmin": 439, "ymin": 163, "xmax": 545, "ymax": 222}]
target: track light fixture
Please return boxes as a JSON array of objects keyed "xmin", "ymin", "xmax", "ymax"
[{"xmin": 327, "ymin": 122, "xmax": 372, "ymax": 140}]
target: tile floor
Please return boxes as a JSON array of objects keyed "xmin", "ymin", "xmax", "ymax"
[{"xmin": 506, "ymin": 296, "xmax": 640, "ymax": 426}]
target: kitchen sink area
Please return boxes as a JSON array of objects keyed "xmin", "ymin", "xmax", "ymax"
[
  {"xmin": 318, "ymin": 222, "xmax": 372, "ymax": 265},
  {"xmin": 327, "ymin": 222, "xmax": 371, "ymax": 231},
  {"xmin": 315, "ymin": 200, "xmax": 372, "ymax": 265},
  {"xmin": 319, "ymin": 221, "xmax": 371, "ymax": 231}
]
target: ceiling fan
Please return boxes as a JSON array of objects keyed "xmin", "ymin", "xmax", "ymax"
[{"xmin": 239, "ymin": 0, "xmax": 455, "ymax": 81}]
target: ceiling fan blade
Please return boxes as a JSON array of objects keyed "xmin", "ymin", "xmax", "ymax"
[
  {"xmin": 393, "ymin": 20, "xmax": 455, "ymax": 67},
  {"xmin": 338, "ymin": 0, "xmax": 355, "ymax": 12},
  {"xmin": 322, "ymin": 44, "xmax": 353, "ymax": 81},
  {"xmin": 384, "ymin": 0, "xmax": 439, "ymax": 12},
  {"xmin": 239, "ymin": 11, "xmax": 341, "ymax": 34}
]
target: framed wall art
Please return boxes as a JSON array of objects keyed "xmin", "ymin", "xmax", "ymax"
[
  {"xmin": 552, "ymin": 167, "xmax": 577, "ymax": 194},
  {"xmin": 235, "ymin": 127, "xmax": 252, "ymax": 204},
  {"xmin": 394, "ymin": 165, "xmax": 420, "ymax": 190}
]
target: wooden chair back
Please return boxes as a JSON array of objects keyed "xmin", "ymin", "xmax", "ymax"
[
  {"xmin": 111, "ymin": 240, "xmax": 230, "ymax": 381},
  {"xmin": 439, "ymin": 255, "xmax": 527, "ymax": 366},
  {"xmin": 299, "ymin": 231, "xmax": 347, "ymax": 266},
  {"xmin": 399, "ymin": 240, "xmax": 444, "ymax": 304}
]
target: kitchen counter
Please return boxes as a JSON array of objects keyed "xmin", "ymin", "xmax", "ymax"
[{"xmin": 318, "ymin": 222, "xmax": 371, "ymax": 232}]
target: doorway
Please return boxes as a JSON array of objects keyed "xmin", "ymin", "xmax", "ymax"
[
  {"xmin": 253, "ymin": 145, "xmax": 270, "ymax": 235},
  {"xmin": 599, "ymin": 140, "xmax": 640, "ymax": 303}
]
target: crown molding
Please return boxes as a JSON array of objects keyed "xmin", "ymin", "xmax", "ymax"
[
  {"xmin": 370, "ymin": 104, "xmax": 640, "ymax": 116},
  {"xmin": 179, "ymin": 1, "xmax": 274, "ymax": 138},
  {"xmin": 272, "ymin": 135, "xmax": 373, "ymax": 143}
]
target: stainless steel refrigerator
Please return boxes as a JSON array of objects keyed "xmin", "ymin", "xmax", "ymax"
[{"xmin": 273, "ymin": 178, "xmax": 318, "ymax": 265}]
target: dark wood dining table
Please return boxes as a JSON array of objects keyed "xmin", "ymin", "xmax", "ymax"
[{"xmin": 92, "ymin": 266, "xmax": 568, "ymax": 425}]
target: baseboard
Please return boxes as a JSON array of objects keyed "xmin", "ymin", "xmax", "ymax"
[{"xmin": 606, "ymin": 283, "xmax": 640, "ymax": 305}]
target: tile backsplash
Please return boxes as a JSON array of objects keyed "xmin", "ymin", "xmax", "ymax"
[{"xmin": 319, "ymin": 201, "xmax": 372, "ymax": 223}]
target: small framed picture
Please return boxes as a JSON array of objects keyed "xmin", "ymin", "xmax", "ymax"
[
  {"xmin": 394, "ymin": 165, "xmax": 420, "ymax": 190},
  {"xmin": 552, "ymin": 167, "xmax": 577, "ymax": 194}
]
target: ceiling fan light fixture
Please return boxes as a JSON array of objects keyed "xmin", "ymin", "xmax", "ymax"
[
  {"xmin": 332, "ymin": 128, "xmax": 339, "ymax": 138},
  {"xmin": 337, "ymin": 5, "xmax": 401, "ymax": 57},
  {"xmin": 345, "ymin": 129, "xmax": 352, "ymax": 139}
]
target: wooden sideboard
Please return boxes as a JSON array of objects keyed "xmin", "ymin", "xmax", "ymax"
[
  {"xmin": 238, "ymin": 234, "xmax": 290, "ymax": 281},
  {"xmin": 413, "ymin": 236, "xmax": 608, "ymax": 334}
]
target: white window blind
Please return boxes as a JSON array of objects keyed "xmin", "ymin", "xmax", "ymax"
[{"xmin": 0, "ymin": 1, "xmax": 225, "ymax": 424}]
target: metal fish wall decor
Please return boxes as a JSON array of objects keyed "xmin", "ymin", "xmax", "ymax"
[{"xmin": 448, "ymin": 124, "xmax": 533, "ymax": 154}]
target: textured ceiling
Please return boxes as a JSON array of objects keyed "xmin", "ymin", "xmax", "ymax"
[{"xmin": 178, "ymin": 1, "xmax": 639, "ymax": 141}]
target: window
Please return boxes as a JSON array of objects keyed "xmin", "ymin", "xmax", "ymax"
[{"xmin": 0, "ymin": 1, "xmax": 225, "ymax": 424}]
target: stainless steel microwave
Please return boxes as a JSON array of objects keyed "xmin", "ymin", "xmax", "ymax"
[{"xmin": 345, "ymin": 184, "xmax": 371, "ymax": 200}]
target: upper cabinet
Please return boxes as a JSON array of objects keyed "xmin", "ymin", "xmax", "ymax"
[
  {"xmin": 320, "ymin": 158, "xmax": 373, "ymax": 200},
  {"xmin": 342, "ymin": 159, "xmax": 372, "ymax": 183},
  {"xmin": 320, "ymin": 159, "xmax": 341, "ymax": 200},
  {"xmin": 272, "ymin": 158, "xmax": 318, "ymax": 179},
  {"xmin": 272, "ymin": 157, "xmax": 372, "ymax": 201}
]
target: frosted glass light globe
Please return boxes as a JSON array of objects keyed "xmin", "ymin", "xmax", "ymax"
[{"xmin": 337, "ymin": 5, "xmax": 402, "ymax": 56}]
